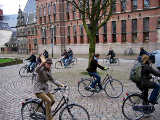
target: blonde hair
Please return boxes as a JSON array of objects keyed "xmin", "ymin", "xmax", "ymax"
[{"xmin": 141, "ymin": 54, "xmax": 149, "ymax": 64}]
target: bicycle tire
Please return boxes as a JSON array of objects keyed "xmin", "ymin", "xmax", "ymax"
[
  {"xmin": 55, "ymin": 61, "xmax": 63, "ymax": 69},
  {"xmin": 104, "ymin": 79, "xmax": 123, "ymax": 98},
  {"xmin": 78, "ymin": 78, "xmax": 94, "ymax": 97},
  {"xmin": 72, "ymin": 57, "xmax": 77, "ymax": 64},
  {"xmin": 115, "ymin": 58, "xmax": 120, "ymax": 65},
  {"xmin": 59, "ymin": 104, "xmax": 90, "ymax": 120},
  {"xmin": 122, "ymin": 93, "xmax": 144, "ymax": 120},
  {"xmin": 21, "ymin": 100, "xmax": 45, "ymax": 120},
  {"xmin": 19, "ymin": 66, "xmax": 29, "ymax": 77}
]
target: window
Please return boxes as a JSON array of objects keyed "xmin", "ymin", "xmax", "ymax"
[
  {"xmin": 143, "ymin": 17, "xmax": 149, "ymax": 42},
  {"xmin": 48, "ymin": 15, "xmax": 51, "ymax": 23},
  {"xmin": 144, "ymin": 0, "xmax": 150, "ymax": 8},
  {"xmin": 103, "ymin": 23, "xmax": 107, "ymax": 43},
  {"xmin": 80, "ymin": 25, "xmax": 84, "ymax": 44},
  {"xmin": 112, "ymin": 0, "xmax": 116, "ymax": 13},
  {"xmin": 66, "ymin": 2, "xmax": 70, "ymax": 20},
  {"xmin": 121, "ymin": 0, "xmax": 127, "ymax": 12},
  {"xmin": 44, "ymin": 16, "xmax": 46, "ymax": 24},
  {"xmin": 132, "ymin": 19, "xmax": 137, "ymax": 42},
  {"xmin": 53, "ymin": 3, "xmax": 56, "ymax": 15},
  {"xmin": 67, "ymin": 26, "xmax": 70, "ymax": 44},
  {"xmin": 48, "ymin": 4, "xmax": 51, "ymax": 15},
  {"xmin": 72, "ymin": 6, "xmax": 76, "ymax": 19},
  {"xmin": 131, "ymin": 0, "xmax": 137, "ymax": 11},
  {"xmin": 73, "ymin": 25, "xmax": 77, "ymax": 44},
  {"xmin": 41, "ymin": 27, "xmax": 46, "ymax": 44},
  {"xmin": 112, "ymin": 21, "xmax": 116, "ymax": 42},
  {"xmin": 121, "ymin": 20, "xmax": 126, "ymax": 42},
  {"xmin": 53, "ymin": 26, "xmax": 56, "ymax": 44},
  {"xmin": 39, "ymin": 7, "xmax": 42, "ymax": 17},
  {"xmin": 39, "ymin": 17, "xmax": 42, "ymax": 24},
  {"xmin": 44, "ymin": 7, "xmax": 46, "ymax": 16}
]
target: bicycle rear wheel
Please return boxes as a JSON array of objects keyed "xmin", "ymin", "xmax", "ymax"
[
  {"xmin": 21, "ymin": 101, "xmax": 45, "ymax": 120},
  {"xmin": 59, "ymin": 104, "xmax": 90, "ymax": 120},
  {"xmin": 72, "ymin": 57, "xmax": 77, "ymax": 64},
  {"xmin": 78, "ymin": 78, "xmax": 94, "ymax": 97},
  {"xmin": 122, "ymin": 93, "xmax": 144, "ymax": 120},
  {"xmin": 19, "ymin": 66, "xmax": 30, "ymax": 77},
  {"xmin": 55, "ymin": 61, "xmax": 63, "ymax": 69},
  {"xmin": 104, "ymin": 79, "xmax": 123, "ymax": 98}
]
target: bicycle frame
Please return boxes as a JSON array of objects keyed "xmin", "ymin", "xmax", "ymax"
[{"xmin": 51, "ymin": 96, "xmax": 69, "ymax": 116}]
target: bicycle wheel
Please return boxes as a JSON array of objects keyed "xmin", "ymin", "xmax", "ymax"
[
  {"xmin": 59, "ymin": 104, "xmax": 90, "ymax": 120},
  {"xmin": 115, "ymin": 58, "xmax": 120, "ymax": 65},
  {"xmin": 78, "ymin": 78, "xmax": 94, "ymax": 97},
  {"xmin": 72, "ymin": 57, "xmax": 77, "ymax": 64},
  {"xmin": 19, "ymin": 66, "xmax": 29, "ymax": 77},
  {"xmin": 104, "ymin": 79, "xmax": 123, "ymax": 98},
  {"xmin": 55, "ymin": 61, "xmax": 63, "ymax": 69},
  {"xmin": 21, "ymin": 101, "xmax": 45, "ymax": 120},
  {"xmin": 122, "ymin": 93, "xmax": 144, "ymax": 120}
]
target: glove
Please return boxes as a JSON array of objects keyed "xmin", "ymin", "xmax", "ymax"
[{"xmin": 104, "ymin": 67, "xmax": 108, "ymax": 70}]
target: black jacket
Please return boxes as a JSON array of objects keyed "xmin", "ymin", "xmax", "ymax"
[
  {"xmin": 87, "ymin": 58, "xmax": 104, "ymax": 73},
  {"xmin": 138, "ymin": 63, "xmax": 160, "ymax": 89},
  {"xmin": 43, "ymin": 50, "xmax": 49, "ymax": 58},
  {"xmin": 26, "ymin": 54, "xmax": 37, "ymax": 63},
  {"xmin": 107, "ymin": 50, "xmax": 115, "ymax": 57}
]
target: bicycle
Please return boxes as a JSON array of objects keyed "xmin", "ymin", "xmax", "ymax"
[
  {"xmin": 19, "ymin": 60, "xmax": 37, "ymax": 77},
  {"xmin": 55, "ymin": 56, "xmax": 77, "ymax": 69},
  {"xmin": 103, "ymin": 56, "xmax": 120, "ymax": 65},
  {"xmin": 21, "ymin": 86, "xmax": 90, "ymax": 120},
  {"xmin": 78, "ymin": 68, "xmax": 123, "ymax": 98},
  {"xmin": 122, "ymin": 79, "xmax": 160, "ymax": 120}
]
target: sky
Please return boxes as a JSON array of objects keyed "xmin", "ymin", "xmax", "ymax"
[{"xmin": 0, "ymin": 0, "xmax": 28, "ymax": 15}]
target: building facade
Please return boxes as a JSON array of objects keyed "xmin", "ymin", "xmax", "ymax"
[
  {"xmin": 21, "ymin": 0, "xmax": 160, "ymax": 55},
  {"xmin": 16, "ymin": 0, "xmax": 37, "ymax": 54}
]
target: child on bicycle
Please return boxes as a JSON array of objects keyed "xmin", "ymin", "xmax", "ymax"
[
  {"xmin": 86, "ymin": 53, "xmax": 107, "ymax": 91},
  {"xmin": 34, "ymin": 58, "xmax": 64, "ymax": 120},
  {"xmin": 136, "ymin": 55, "xmax": 160, "ymax": 105}
]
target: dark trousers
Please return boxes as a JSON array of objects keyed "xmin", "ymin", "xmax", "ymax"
[{"xmin": 88, "ymin": 72, "xmax": 102, "ymax": 89}]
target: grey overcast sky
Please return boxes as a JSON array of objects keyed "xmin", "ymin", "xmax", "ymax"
[{"xmin": 0, "ymin": 0, "xmax": 28, "ymax": 15}]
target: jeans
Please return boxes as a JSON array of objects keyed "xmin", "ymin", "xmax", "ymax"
[
  {"xmin": 62, "ymin": 58, "xmax": 69, "ymax": 67},
  {"xmin": 149, "ymin": 83, "xmax": 160, "ymax": 104},
  {"xmin": 88, "ymin": 72, "xmax": 102, "ymax": 89},
  {"xmin": 28, "ymin": 62, "xmax": 36, "ymax": 72},
  {"xmin": 36, "ymin": 92, "xmax": 55, "ymax": 120},
  {"xmin": 68, "ymin": 56, "xmax": 73, "ymax": 63}
]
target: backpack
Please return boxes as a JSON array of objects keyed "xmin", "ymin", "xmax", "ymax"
[{"xmin": 129, "ymin": 61, "xmax": 142, "ymax": 83}]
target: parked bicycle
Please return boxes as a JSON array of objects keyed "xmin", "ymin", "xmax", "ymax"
[
  {"xmin": 103, "ymin": 56, "xmax": 120, "ymax": 65},
  {"xmin": 78, "ymin": 68, "xmax": 123, "ymax": 98},
  {"xmin": 21, "ymin": 86, "xmax": 90, "ymax": 120},
  {"xmin": 55, "ymin": 57, "xmax": 77, "ymax": 69},
  {"xmin": 122, "ymin": 79, "xmax": 160, "ymax": 120},
  {"xmin": 19, "ymin": 60, "xmax": 37, "ymax": 77}
]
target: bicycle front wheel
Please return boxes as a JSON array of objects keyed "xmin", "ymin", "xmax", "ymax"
[
  {"xmin": 55, "ymin": 61, "xmax": 63, "ymax": 69},
  {"xmin": 104, "ymin": 79, "xmax": 123, "ymax": 98},
  {"xmin": 21, "ymin": 101, "xmax": 45, "ymax": 120},
  {"xmin": 59, "ymin": 104, "xmax": 90, "ymax": 120},
  {"xmin": 122, "ymin": 93, "xmax": 144, "ymax": 120},
  {"xmin": 19, "ymin": 66, "xmax": 29, "ymax": 77},
  {"xmin": 78, "ymin": 78, "xmax": 94, "ymax": 97}
]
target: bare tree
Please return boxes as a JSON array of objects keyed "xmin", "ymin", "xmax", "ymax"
[{"xmin": 66, "ymin": 0, "xmax": 114, "ymax": 65}]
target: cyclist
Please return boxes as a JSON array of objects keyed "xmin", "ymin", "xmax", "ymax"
[
  {"xmin": 106, "ymin": 47, "xmax": 116, "ymax": 63},
  {"xmin": 136, "ymin": 55, "xmax": 160, "ymax": 106},
  {"xmin": 86, "ymin": 53, "xmax": 107, "ymax": 91},
  {"xmin": 34, "ymin": 58, "xmax": 64, "ymax": 120},
  {"xmin": 61, "ymin": 49, "xmax": 69, "ymax": 67},
  {"xmin": 25, "ymin": 52, "xmax": 37, "ymax": 72},
  {"xmin": 67, "ymin": 48, "xmax": 73, "ymax": 63}
]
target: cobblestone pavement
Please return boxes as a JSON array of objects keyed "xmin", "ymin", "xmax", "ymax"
[{"xmin": 0, "ymin": 58, "xmax": 160, "ymax": 120}]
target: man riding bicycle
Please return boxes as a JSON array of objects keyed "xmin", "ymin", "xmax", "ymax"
[
  {"xmin": 106, "ymin": 47, "xmax": 116, "ymax": 64},
  {"xmin": 34, "ymin": 58, "xmax": 64, "ymax": 120},
  {"xmin": 25, "ymin": 52, "xmax": 37, "ymax": 72},
  {"xmin": 136, "ymin": 55, "xmax": 160, "ymax": 106},
  {"xmin": 86, "ymin": 54, "xmax": 107, "ymax": 91}
]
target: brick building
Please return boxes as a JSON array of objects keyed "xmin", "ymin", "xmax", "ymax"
[{"xmin": 25, "ymin": 0, "xmax": 160, "ymax": 55}]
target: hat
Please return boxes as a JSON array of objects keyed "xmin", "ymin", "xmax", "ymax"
[
  {"xmin": 46, "ymin": 58, "xmax": 53, "ymax": 64},
  {"xmin": 141, "ymin": 54, "xmax": 149, "ymax": 64}
]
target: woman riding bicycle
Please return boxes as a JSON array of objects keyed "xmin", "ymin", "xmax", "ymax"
[
  {"xmin": 136, "ymin": 55, "xmax": 160, "ymax": 105},
  {"xmin": 34, "ymin": 58, "xmax": 64, "ymax": 120},
  {"xmin": 86, "ymin": 53, "xmax": 107, "ymax": 91}
]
